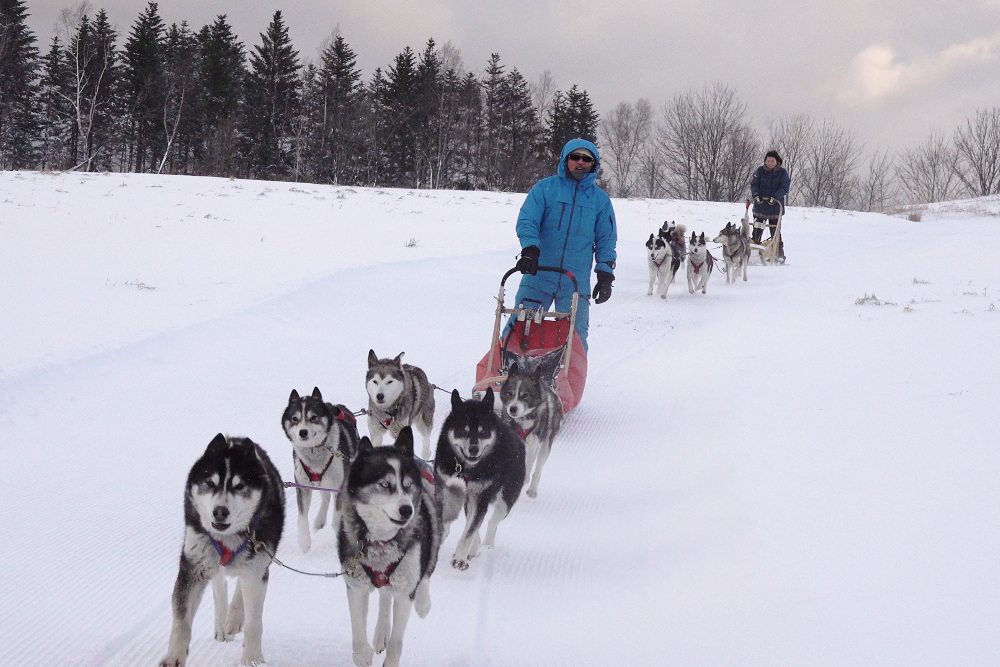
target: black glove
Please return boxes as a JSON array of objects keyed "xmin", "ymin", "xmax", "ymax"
[
  {"xmin": 592, "ymin": 271, "xmax": 614, "ymax": 304},
  {"xmin": 516, "ymin": 245, "xmax": 540, "ymax": 275},
  {"xmin": 753, "ymin": 195, "xmax": 761, "ymax": 204}
]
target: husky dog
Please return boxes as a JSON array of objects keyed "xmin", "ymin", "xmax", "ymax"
[
  {"xmin": 660, "ymin": 220, "xmax": 688, "ymax": 276},
  {"xmin": 282, "ymin": 387, "xmax": 360, "ymax": 553},
  {"xmin": 160, "ymin": 434, "xmax": 284, "ymax": 667},
  {"xmin": 337, "ymin": 427, "xmax": 442, "ymax": 667},
  {"xmin": 645, "ymin": 233, "xmax": 672, "ymax": 299},
  {"xmin": 713, "ymin": 219, "xmax": 751, "ymax": 284},
  {"xmin": 499, "ymin": 363, "xmax": 563, "ymax": 498},
  {"xmin": 366, "ymin": 350, "xmax": 435, "ymax": 459},
  {"xmin": 434, "ymin": 388, "xmax": 525, "ymax": 570},
  {"xmin": 686, "ymin": 231, "xmax": 715, "ymax": 294}
]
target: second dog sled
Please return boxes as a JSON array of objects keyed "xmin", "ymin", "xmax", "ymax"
[
  {"xmin": 744, "ymin": 199, "xmax": 784, "ymax": 265},
  {"xmin": 473, "ymin": 266, "xmax": 587, "ymax": 413}
]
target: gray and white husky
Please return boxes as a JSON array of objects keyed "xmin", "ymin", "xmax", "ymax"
[
  {"xmin": 499, "ymin": 363, "xmax": 563, "ymax": 498},
  {"xmin": 282, "ymin": 387, "xmax": 360, "ymax": 553},
  {"xmin": 713, "ymin": 218, "xmax": 751, "ymax": 284},
  {"xmin": 647, "ymin": 222, "xmax": 687, "ymax": 299},
  {"xmin": 686, "ymin": 231, "xmax": 715, "ymax": 295},
  {"xmin": 160, "ymin": 434, "xmax": 284, "ymax": 667},
  {"xmin": 337, "ymin": 427, "xmax": 442, "ymax": 667},
  {"xmin": 434, "ymin": 388, "xmax": 525, "ymax": 570},
  {"xmin": 366, "ymin": 349, "xmax": 435, "ymax": 459}
]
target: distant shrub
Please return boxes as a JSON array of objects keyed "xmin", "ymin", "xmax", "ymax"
[{"xmin": 907, "ymin": 212, "xmax": 922, "ymax": 222}]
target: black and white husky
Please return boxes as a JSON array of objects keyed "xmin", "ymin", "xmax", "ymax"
[
  {"xmin": 160, "ymin": 434, "xmax": 285, "ymax": 667},
  {"xmin": 499, "ymin": 363, "xmax": 563, "ymax": 498},
  {"xmin": 713, "ymin": 219, "xmax": 751, "ymax": 284},
  {"xmin": 686, "ymin": 231, "xmax": 715, "ymax": 295},
  {"xmin": 337, "ymin": 427, "xmax": 442, "ymax": 667},
  {"xmin": 434, "ymin": 388, "xmax": 525, "ymax": 570},
  {"xmin": 647, "ymin": 222, "xmax": 687, "ymax": 299},
  {"xmin": 282, "ymin": 387, "xmax": 360, "ymax": 553},
  {"xmin": 366, "ymin": 349, "xmax": 435, "ymax": 459}
]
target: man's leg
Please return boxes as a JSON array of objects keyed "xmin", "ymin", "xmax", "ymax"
[{"xmin": 554, "ymin": 291, "xmax": 590, "ymax": 352}]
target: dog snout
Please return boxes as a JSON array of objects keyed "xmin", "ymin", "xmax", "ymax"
[
  {"xmin": 469, "ymin": 445, "xmax": 480, "ymax": 457},
  {"xmin": 398, "ymin": 504, "xmax": 413, "ymax": 520},
  {"xmin": 298, "ymin": 428, "xmax": 308, "ymax": 439},
  {"xmin": 213, "ymin": 506, "xmax": 230, "ymax": 522},
  {"xmin": 508, "ymin": 404, "xmax": 519, "ymax": 416},
  {"xmin": 376, "ymin": 392, "xmax": 385, "ymax": 402}
]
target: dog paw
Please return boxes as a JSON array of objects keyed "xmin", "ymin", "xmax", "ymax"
[
  {"xmin": 646, "ymin": 289, "xmax": 653, "ymax": 296},
  {"xmin": 312, "ymin": 515, "xmax": 326, "ymax": 530},
  {"xmin": 158, "ymin": 654, "xmax": 186, "ymax": 667},
  {"xmin": 702, "ymin": 288, "xmax": 707, "ymax": 294},
  {"xmin": 214, "ymin": 628, "xmax": 235, "ymax": 642},
  {"xmin": 240, "ymin": 648, "xmax": 266, "ymax": 665},
  {"xmin": 451, "ymin": 558, "xmax": 470, "ymax": 570},
  {"xmin": 526, "ymin": 488, "xmax": 537, "ymax": 498},
  {"xmin": 298, "ymin": 531, "xmax": 311, "ymax": 554},
  {"xmin": 352, "ymin": 643, "xmax": 375, "ymax": 666},
  {"xmin": 414, "ymin": 583, "xmax": 432, "ymax": 618},
  {"xmin": 373, "ymin": 620, "xmax": 390, "ymax": 653},
  {"xmin": 660, "ymin": 294, "xmax": 667, "ymax": 300}
]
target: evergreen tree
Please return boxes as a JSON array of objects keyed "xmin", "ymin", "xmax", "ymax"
[
  {"xmin": 63, "ymin": 10, "xmax": 119, "ymax": 171},
  {"xmin": 121, "ymin": 1, "xmax": 165, "ymax": 171},
  {"xmin": 36, "ymin": 36, "xmax": 71, "ymax": 169},
  {"xmin": 241, "ymin": 10, "xmax": 301, "ymax": 180},
  {"xmin": 316, "ymin": 33, "xmax": 362, "ymax": 184},
  {"xmin": 0, "ymin": 0, "xmax": 39, "ymax": 168},
  {"xmin": 547, "ymin": 84, "xmax": 599, "ymax": 155},
  {"xmin": 197, "ymin": 15, "xmax": 244, "ymax": 176},
  {"xmin": 377, "ymin": 46, "xmax": 419, "ymax": 186},
  {"xmin": 480, "ymin": 53, "xmax": 506, "ymax": 189},
  {"xmin": 502, "ymin": 68, "xmax": 544, "ymax": 190},
  {"xmin": 158, "ymin": 21, "xmax": 199, "ymax": 173}
]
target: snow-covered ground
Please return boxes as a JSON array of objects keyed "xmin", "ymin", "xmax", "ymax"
[{"xmin": 2, "ymin": 171, "xmax": 998, "ymax": 666}]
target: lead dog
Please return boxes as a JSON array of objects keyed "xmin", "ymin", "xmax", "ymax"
[
  {"xmin": 366, "ymin": 350, "xmax": 435, "ymax": 459},
  {"xmin": 434, "ymin": 388, "xmax": 525, "ymax": 570},
  {"xmin": 686, "ymin": 231, "xmax": 715, "ymax": 294},
  {"xmin": 160, "ymin": 434, "xmax": 284, "ymax": 667},
  {"xmin": 499, "ymin": 363, "xmax": 563, "ymax": 498},
  {"xmin": 337, "ymin": 427, "xmax": 442, "ymax": 667},
  {"xmin": 282, "ymin": 387, "xmax": 360, "ymax": 553},
  {"xmin": 713, "ymin": 219, "xmax": 751, "ymax": 284}
]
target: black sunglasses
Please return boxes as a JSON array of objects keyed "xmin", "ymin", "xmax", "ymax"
[{"xmin": 567, "ymin": 153, "xmax": 595, "ymax": 164}]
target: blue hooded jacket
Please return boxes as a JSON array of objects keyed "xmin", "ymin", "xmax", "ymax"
[{"xmin": 515, "ymin": 138, "xmax": 617, "ymax": 296}]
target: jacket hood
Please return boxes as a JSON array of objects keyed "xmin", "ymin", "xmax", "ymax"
[{"xmin": 557, "ymin": 138, "xmax": 601, "ymax": 185}]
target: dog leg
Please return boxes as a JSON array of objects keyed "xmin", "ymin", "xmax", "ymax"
[
  {"xmin": 373, "ymin": 587, "xmax": 393, "ymax": 654},
  {"xmin": 160, "ymin": 566, "xmax": 210, "ymax": 667},
  {"xmin": 367, "ymin": 416, "xmax": 387, "ymax": 446},
  {"xmin": 210, "ymin": 572, "xmax": 230, "ymax": 642},
  {"xmin": 238, "ymin": 572, "xmax": 268, "ymax": 666},
  {"xmin": 347, "ymin": 585, "xmax": 374, "ymax": 667},
  {"xmin": 382, "ymin": 593, "xmax": 414, "ymax": 667},
  {"xmin": 313, "ymin": 490, "xmax": 331, "ymax": 531},
  {"xmin": 416, "ymin": 418, "xmax": 433, "ymax": 460},
  {"xmin": 688, "ymin": 271, "xmax": 695, "ymax": 294},
  {"xmin": 526, "ymin": 441, "xmax": 552, "ymax": 499},
  {"xmin": 413, "ymin": 578, "xmax": 432, "ymax": 618},
  {"xmin": 522, "ymin": 437, "xmax": 540, "ymax": 490},
  {"xmin": 647, "ymin": 267, "xmax": 655, "ymax": 295},
  {"xmin": 225, "ymin": 579, "xmax": 245, "ymax": 637},
  {"xmin": 296, "ymin": 486, "xmax": 313, "ymax": 553},
  {"xmin": 484, "ymin": 498, "xmax": 511, "ymax": 548},
  {"xmin": 452, "ymin": 495, "xmax": 488, "ymax": 569}
]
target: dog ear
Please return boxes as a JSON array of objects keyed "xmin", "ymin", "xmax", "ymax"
[
  {"xmin": 508, "ymin": 363, "xmax": 520, "ymax": 378},
  {"xmin": 699, "ymin": 232, "xmax": 705, "ymax": 242},
  {"xmin": 358, "ymin": 436, "xmax": 375, "ymax": 455},
  {"xmin": 482, "ymin": 387, "xmax": 495, "ymax": 410},
  {"xmin": 368, "ymin": 349, "xmax": 378, "ymax": 367},
  {"xmin": 289, "ymin": 389, "xmax": 300, "ymax": 403},
  {"xmin": 393, "ymin": 352, "xmax": 405, "ymax": 366},
  {"xmin": 311, "ymin": 387, "xmax": 322, "ymax": 400},
  {"xmin": 451, "ymin": 389, "xmax": 464, "ymax": 411},
  {"xmin": 207, "ymin": 433, "xmax": 228, "ymax": 452},
  {"xmin": 690, "ymin": 231, "xmax": 696, "ymax": 242},
  {"xmin": 394, "ymin": 426, "xmax": 414, "ymax": 457}
]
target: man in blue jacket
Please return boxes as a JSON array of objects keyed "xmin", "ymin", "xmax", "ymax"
[
  {"xmin": 750, "ymin": 150, "xmax": 791, "ymax": 263},
  {"xmin": 512, "ymin": 138, "xmax": 617, "ymax": 351}
]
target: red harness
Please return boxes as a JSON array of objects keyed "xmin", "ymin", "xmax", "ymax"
[
  {"xmin": 514, "ymin": 423, "xmax": 536, "ymax": 440},
  {"xmin": 362, "ymin": 559, "xmax": 401, "ymax": 588},
  {"xmin": 299, "ymin": 454, "xmax": 336, "ymax": 483}
]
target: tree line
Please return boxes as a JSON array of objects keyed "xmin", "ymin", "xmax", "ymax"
[
  {"xmin": 4, "ymin": 1, "xmax": 999, "ymax": 208},
  {"xmin": 0, "ymin": 1, "xmax": 599, "ymax": 191}
]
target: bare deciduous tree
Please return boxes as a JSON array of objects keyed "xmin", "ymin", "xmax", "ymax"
[
  {"xmin": 797, "ymin": 119, "xmax": 862, "ymax": 209},
  {"xmin": 529, "ymin": 70, "xmax": 555, "ymax": 128},
  {"xmin": 896, "ymin": 130, "xmax": 962, "ymax": 204},
  {"xmin": 656, "ymin": 82, "xmax": 758, "ymax": 202},
  {"xmin": 767, "ymin": 114, "xmax": 813, "ymax": 205},
  {"xmin": 854, "ymin": 148, "xmax": 897, "ymax": 212},
  {"xmin": 953, "ymin": 107, "xmax": 1000, "ymax": 197},
  {"xmin": 598, "ymin": 98, "xmax": 652, "ymax": 197}
]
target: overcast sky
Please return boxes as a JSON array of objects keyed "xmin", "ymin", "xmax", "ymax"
[{"xmin": 23, "ymin": 1, "xmax": 1000, "ymax": 155}]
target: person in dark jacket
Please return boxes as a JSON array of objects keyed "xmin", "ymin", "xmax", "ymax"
[
  {"xmin": 511, "ymin": 138, "xmax": 618, "ymax": 352},
  {"xmin": 750, "ymin": 150, "xmax": 791, "ymax": 262}
]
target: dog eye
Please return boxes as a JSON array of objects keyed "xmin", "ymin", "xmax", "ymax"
[
  {"xmin": 379, "ymin": 481, "xmax": 392, "ymax": 490},
  {"xmin": 232, "ymin": 482, "xmax": 245, "ymax": 492},
  {"xmin": 309, "ymin": 415, "xmax": 320, "ymax": 423},
  {"xmin": 402, "ymin": 480, "xmax": 412, "ymax": 490},
  {"xmin": 290, "ymin": 416, "xmax": 299, "ymax": 424}
]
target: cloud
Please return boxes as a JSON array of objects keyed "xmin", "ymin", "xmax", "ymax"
[{"xmin": 839, "ymin": 37, "xmax": 999, "ymax": 103}]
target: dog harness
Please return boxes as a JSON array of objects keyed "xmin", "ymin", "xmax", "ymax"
[
  {"xmin": 513, "ymin": 423, "xmax": 536, "ymax": 440},
  {"xmin": 299, "ymin": 454, "xmax": 336, "ymax": 483},
  {"xmin": 690, "ymin": 257, "xmax": 713, "ymax": 274},
  {"xmin": 209, "ymin": 519, "xmax": 260, "ymax": 566},
  {"xmin": 361, "ymin": 560, "xmax": 401, "ymax": 588}
]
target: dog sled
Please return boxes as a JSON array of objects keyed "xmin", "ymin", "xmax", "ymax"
[
  {"xmin": 744, "ymin": 200, "xmax": 784, "ymax": 265},
  {"xmin": 473, "ymin": 266, "xmax": 587, "ymax": 413}
]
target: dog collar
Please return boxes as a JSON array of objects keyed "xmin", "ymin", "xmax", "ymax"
[
  {"xmin": 381, "ymin": 416, "xmax": 393, "ymax": 429},
  {"xmin": 362, "ymin": 559, "xmax": 401, "ymax": 588},
  {"xmin": 299, "ymin": 453, "xmax": 337, "ymax": 483}
]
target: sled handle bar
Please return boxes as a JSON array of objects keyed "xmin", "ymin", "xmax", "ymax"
[{"xmin": 501, "ymin": 266, "xmax": 579, "ymax": 293}]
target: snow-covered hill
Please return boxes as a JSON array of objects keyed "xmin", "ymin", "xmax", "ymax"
[{"xmin": 2, "ymin": 172, "xmax": 998, "ymax": 666}]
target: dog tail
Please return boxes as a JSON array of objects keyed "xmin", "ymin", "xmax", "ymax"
[{"xmin": 740, "ymin": 217, "xmax": 749, "ymax": 238}]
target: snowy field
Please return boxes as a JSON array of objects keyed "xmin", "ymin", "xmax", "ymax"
[{"xmin": 1, "ymin": 171, "xmax": 998, "ymax": 666}]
